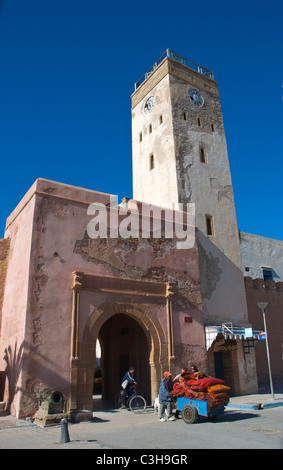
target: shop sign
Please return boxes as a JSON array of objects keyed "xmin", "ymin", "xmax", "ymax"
[{"xmin": 244, "ymin": 328, "xmax": 253, "ymax": 339}]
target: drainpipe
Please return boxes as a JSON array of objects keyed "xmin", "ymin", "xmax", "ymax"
[{"xmin": 166, "ymin": 282, "xmax": 175, "ymax": 373}]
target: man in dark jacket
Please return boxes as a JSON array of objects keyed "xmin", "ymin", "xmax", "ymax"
[
  {"xmin": 120, "ymin": 367, "xmax": 136, "ymax": 408},
  {"xmin": 158, "ymin": 371, "xmax": 175, "ymax": 421}
]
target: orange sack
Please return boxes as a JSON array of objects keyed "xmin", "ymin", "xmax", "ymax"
[{"xmin": 206, "ymin": 384, "xmax": 231, "ymax": 394}]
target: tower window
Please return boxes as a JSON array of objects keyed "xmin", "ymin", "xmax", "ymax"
[
  {"xmin": 197, "ymin": 118, "xmax": 201, "ymax": 127},
  {"xmin": 182, "ymin": 112, "xmax": 187, "ymax": 121},
  {"xmin": 149, "ymin": 124, "xmax": 152, "ymax": 134},
  {"xmin": 159, "ymin": 115, "xmax": 163, "ymax": 124},
  {"xmin": 211, "ymin": 123, "xmax": 215, "ymax": 132},
  {"xmin": 205, "ymin": 215, "xmax": 214, "ymax": 236},
  {"xmin": 149, "ymin": 154, "xmax": 154, "ymax": 170},
  {"xmin": 199, "ymin": 146, "xmax": 207, "ymax": 164},
  {"xmin": 139, "ymin": 132, "xmax": 142, "ymax": 142}
]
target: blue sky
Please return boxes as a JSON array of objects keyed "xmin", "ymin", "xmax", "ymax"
[{"xmin": 0, "ymin": 0, "xmax": 282, "ymax": 240}]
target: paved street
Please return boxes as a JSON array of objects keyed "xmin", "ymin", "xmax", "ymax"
[{"xmin": 1, "ymin": 393, "xmax": 283, "ymax": 450}]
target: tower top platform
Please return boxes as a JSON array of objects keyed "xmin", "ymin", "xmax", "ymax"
[{"xmin": 134, "ymin": 49, "xmax": 214, "ymax": 91}]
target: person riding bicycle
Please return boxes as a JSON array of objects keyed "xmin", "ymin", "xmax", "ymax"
[{"xmin": 121, "ymin": 366, "xmax": 136, "ymax": 408}]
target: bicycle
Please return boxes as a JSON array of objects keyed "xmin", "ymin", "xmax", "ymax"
[{"xmin": 115, "ymin": 385, "xmax": 147, "ymax": 413}]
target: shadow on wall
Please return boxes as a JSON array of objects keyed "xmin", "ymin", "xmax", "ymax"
[
  {"xmin": 3, "ymin": 341, "xmax": 24, "ymax": 413},
  {"xmin": 197, "ymin": 229, "xmax": 247, "ymax": 325},
  {"xmin": 196, "ymin": 229, "xmax": 257, "ymax": 395},
  {"xmin": 2, "ymin": 339, "xmax": 73, "ymax": 418}
]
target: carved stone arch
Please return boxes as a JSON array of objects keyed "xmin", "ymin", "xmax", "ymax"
[
  {"xmin": 76, "ymin": 301, "xmax": 168, "ymax": 410},
  {"xmin": 89, "ymin": 301, "xmax": 167, "ymax": 364}
]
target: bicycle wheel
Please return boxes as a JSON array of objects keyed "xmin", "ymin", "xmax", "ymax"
[{"xmin": 129, "ymin": 394, "xmax": 146, "ymax": 413}]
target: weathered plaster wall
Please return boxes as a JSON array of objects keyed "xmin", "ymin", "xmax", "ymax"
[
  {"xmin": 21, "ymin": 180, "xmax": 116, "ymax": 416},
  {"xmin": 207, "ymin": 334, "xmax": 258, "ymax": 396},
  {"xmin": 0, "ymin": 239, "xmax": 10, "ymax": 333},
  {"xmin": 1, "ymin": 178, "xmax": 206, "ymax": 417},
  {"xmin": 240, "ymin": 231, "xmax": 283, "ymax": 282},
  {"xmin": 132, "ymin": 58, "xmax": 249, "ymax": 326},
  {"xmin": 132, "ymin": 71, "xmax": 179, "ymax": 208},
  {"xmin": 0, "ymin": 239, "xmax": 10, "ymax": 400},
  {"xmin": 0, "ymin": 182, "xmax": 37, "ymax": 416},
  {"xmin": 244, "ymin": 277, "xmax": 283, "ymax": 386},
  {"xmin": 169, "ymin": 68, "xmax": 248, "ymax": 326}
]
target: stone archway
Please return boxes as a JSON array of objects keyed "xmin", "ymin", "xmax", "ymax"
[
  {"xmin": 70, "ymin": 272, "xmax": 174, "ymax": 412},
  {"xmin": 73, "ymin": 300, "xmax": 168, "ymax": 411},
  {"xmin": 99, "ymin": 313, "xmax": 151, "ymax": 402}
]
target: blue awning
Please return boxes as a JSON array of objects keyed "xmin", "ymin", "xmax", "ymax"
[{"xmin": 205, "ymin": 324, "xmax": 264, "ymax": 350}]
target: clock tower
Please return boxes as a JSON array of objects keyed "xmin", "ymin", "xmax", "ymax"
[{"xmin": 131, "ymin": 50, "xmax": 249, "ymax": 327}]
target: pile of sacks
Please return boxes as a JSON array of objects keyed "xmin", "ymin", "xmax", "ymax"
[{"xmin": 170, "ymin": 372, "xmax": 230, "ymax": 412}]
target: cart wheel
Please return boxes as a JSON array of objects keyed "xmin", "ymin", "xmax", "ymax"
[{"xmin": 182, "ymin": 404, "xmax": 198, "ymax": 424}]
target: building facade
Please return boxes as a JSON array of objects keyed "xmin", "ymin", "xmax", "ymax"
[
  {"xmin": 240, "ymin": 231, "xmax": 283, "ymax": 283},
  {"xmin": 239, "ymin": 231, "xmax": 283, "ymax": 387},
  {"xmin": 0, "ymin": 179, "xmax": 206, "ymax": 418},
  {"xmin": 0, "ymin": 50, "xmax": 282, "ymax": 419}
]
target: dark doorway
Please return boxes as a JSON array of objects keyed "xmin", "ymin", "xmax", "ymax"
[
  {"xmin": 119, "ymin": 354, "xmax": 129, "ymax": 383},
  {"xmin": 99, "ymin": 314, "xmax": 151, "ymax": 404},
  {"xmin": 93, "ymin": 368, "xmax": 102, "ymax": 395},
  {"xmin": 214, "ymin": 352, "xmax": 223, "ymax": 379}
]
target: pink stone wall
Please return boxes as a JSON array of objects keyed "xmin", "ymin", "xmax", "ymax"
[
  {"xmin": 245, "ymin": 277, "xmax": 283, "ymax": 386},
  {"xmin": 0, "ymin": 182, "xmax": 37, "ymax": 416},
  {"xmin": 0, "ymin": 179, "xmax": 205, "ymax": 417}
]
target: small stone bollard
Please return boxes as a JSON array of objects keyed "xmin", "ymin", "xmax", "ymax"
[{"xmin": 60, "ymin": 418, "xmax": 70, "ymax": 443}]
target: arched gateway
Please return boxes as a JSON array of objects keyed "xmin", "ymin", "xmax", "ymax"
[{"xmin": 70, "ymin": 272, "xmax": 171, "ymax": 412}]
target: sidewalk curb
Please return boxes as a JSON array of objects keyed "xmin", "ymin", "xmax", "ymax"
[
  {"xmin": 262, "ymin": 401, "xmax": 283, "ymax": 409},
  {"xmin": 226, "ymin": 401, "xmax": 283, "ymax": 410},
  {"xmin": 226, "ymin": 403, "xmax": 261, "ymax": 410}
]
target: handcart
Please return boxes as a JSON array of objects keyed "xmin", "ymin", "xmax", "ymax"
[{"xmin": 177, "ymin": 396, "xmax": 226, "ymax": 424}]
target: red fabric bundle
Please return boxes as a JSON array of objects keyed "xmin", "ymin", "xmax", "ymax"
[
  {"xmin": 170, "ymin": 374, "xmax": 229, "ymax": 412},
  {"xmin": 172, "ymin": 383, "xmax": 186, "ymax": 394},
  {"xmin": 186, "ymin": 377, "xmax": 225, "ymax": 391},
  {"xmin": 170, "ymin": 382, "xmax": 198, "ymax": 398}
]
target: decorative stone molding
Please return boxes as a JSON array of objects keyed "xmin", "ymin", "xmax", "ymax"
[{"xmin": 70, "ymin": 271, "xmax": 175, "ymax": 411}]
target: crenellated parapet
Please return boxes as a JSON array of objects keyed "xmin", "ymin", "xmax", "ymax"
[{"xmin": 244, "ymin": 276, "xmax": 283, "ymax": 292}]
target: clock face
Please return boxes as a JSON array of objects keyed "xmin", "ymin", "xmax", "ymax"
[
  {"xmin": 144, "ymin": 96, "xmax": 155, "ymax": 113},
  {"xmin": 189, "ymin": 89, "xmax": 204, "ymax": 107}
]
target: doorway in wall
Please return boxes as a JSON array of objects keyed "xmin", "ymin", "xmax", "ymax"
[
  {"xmin": 214, "ymin": 352, "xmax": 223, "ymax": 379},
  {"xmin": 98, "ymin": 313, "xmax": 151, "ymax": 404}
]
